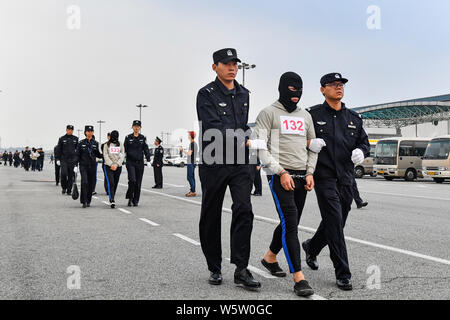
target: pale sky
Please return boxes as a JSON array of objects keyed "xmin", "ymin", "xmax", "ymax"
[{"xmin": 1, "ymin": 0, "xmax": 450, "ymax": 149}]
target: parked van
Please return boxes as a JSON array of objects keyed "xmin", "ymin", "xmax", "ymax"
[{"xmin": 373, "ymin": 137, "xmax": 429, "ymax": 181}]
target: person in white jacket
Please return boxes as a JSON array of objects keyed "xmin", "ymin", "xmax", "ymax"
[{"xmin": 103, "ymin": 130, "xmax": 125, "ymax": 208}]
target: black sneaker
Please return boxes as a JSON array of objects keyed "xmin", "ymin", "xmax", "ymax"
[
  {"xmin": 234, "ymin": 269, "xmax": 261, "ymax": 290},
  {"xmin": 111, "ymin": 201, "xmax": 115, "ymax": 209},
  {"xmin": 294, "ymin": 280, "xmax": 315, "ymax": 297},
  {"xmin": 336, "ymin": 279, "xmax": 353, "ymax": 291},
  {"xmin": 357, "ymin": 202, "xmax": 368, "ymax": 209},
  {"xmin": 302, "ymin": 240, "xmax": 319, "ymax": 270},
  {"xmin": 208, "ymin": 272, "xmax": 222, "ymax": 285},
  {"xmin": 260, "ymin": 259, "xmax": 286, "ymax": 277}
]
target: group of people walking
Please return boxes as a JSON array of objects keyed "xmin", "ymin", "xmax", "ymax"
[
  {"xmin": 54, "ymin": 122, "xmax": 166, "ymax": 208},
  {"xmin": 195, "ymin": 48, "xmax": 370, "ymax": 297},
  {"xmin": 1, "ymin": 148, "xmax": 44, "ymax": 171}
]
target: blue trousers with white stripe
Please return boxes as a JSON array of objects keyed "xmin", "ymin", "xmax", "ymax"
[{"xmin": 268, "ymin": 174, "xmax": 307, "ymax": 273}]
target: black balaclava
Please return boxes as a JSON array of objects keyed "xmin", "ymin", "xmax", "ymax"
[
  {"xmin": 278, "ymin": 72, "xmax": 303, "ymax": 113},
  {"xmin": 110, "ymin": 130, "xmax": 119, "ymax": 145}
]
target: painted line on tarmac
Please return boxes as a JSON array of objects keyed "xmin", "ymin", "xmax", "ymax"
[
  {"xmin": 119, "ymin": 208, "xmax": 132, "ymax": 214},
  {"xmin": 121, "ymin": 182, "xmax": 450, "ymax": 266},
  {"xmin": 139, "ymin": 218, "xmax": 160, "ymax": 226},
  {"xmin": 173, "ymin": 233, "xmax": 200, "ymax": 246},
  {"xmin": 362, "ymin": 190, "xmax": 450, "ymax": 202},
  {"xmin": 165, "ymin": 183, "xmax": 186, "ymax": 188}
]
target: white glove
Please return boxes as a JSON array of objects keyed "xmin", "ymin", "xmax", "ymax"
[
  {"xmin": 146, "ymin": 162, "xmax": 152, "ymax": 167},
  {"xmin": 248, "ymin": 139, "xmax": 268, "ymax": 150},
  {"xmin": 351, "ymin": 148, "xmax": 365, "ymax": 164},
  {"xmin": 56, "ymin": 160, "xmax": 60, "ymax": 166},
  {"xmin": 309, "ymin": 138, "xmax": 326, "ymax": 153},
  {"xmin": 73, "ymin": 167, "xmax": 78, "ymax": 173}
]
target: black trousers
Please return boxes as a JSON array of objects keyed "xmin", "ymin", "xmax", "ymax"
[
  {"xmin": 102, "ymin": 164, "xmax": 109, "ymax": 193},
  {"xmin": 352, "ymin": 178, "xmax": 363, "ymax": 206},
  {"xmin": 308, "ymin": 178, "xmax": 353, "ymax": 280},
  {"xmin": 23, "ymin": 159, "xmax": 30, "ymax": 171},
  {"xmin": 153, "ymin": 165, "xmax": 163, "ymax": 187},
  {"xmin": 253, "ymin": 165, "xmax": 262, "ymax": 194},
  {"xmin": 104, "ymin": 165, "xmax": 122, "ymax": 202},
  {"xmin": 126, "ymin": 160, "xmax": 144, "ymax": 204},
  {"xmin": 55, "ymin": 162, "xmax": 61, "ymax": 185},
  {"xmin": 80, "ymin": 165, "xmax": 97, "ymax": 204},
  {"xmin": 267, "ymin": 173, "xmax": 307, "ymax": 273},
  {"xmin": 60, "ymin": 161, "xmax": 75, "ymax": 192},
  {"xmin": 199, "ymin": 164, "xmax": 254, "ymax": 273}
]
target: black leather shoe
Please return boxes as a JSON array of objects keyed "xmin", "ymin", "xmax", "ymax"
[
  {"xmin": 357, "ymin": 202, "xmax": 368, "ymax": 209},
  {"xmin": 128, "ymin": 200, "xmax": 132, "ymax": 207},
  {"xmin": 234, "ymin": 269, "xmax": 261, "ymax": 290},
  {"xmin": 261, "ymin": 259, "xmax": 286, "ymax": 277},
  {"xmin": 62, "ymin": 189, "xmax": 66, "ymax": 194},
  {"xmin": 67, "ymin": 191, "xmax": 72, "ymax": 196},
  {"xmin": 294, "ymin": 280, "xmax": 315, "ymax": 297},
  {"xmin": 82, "ymin": 203, "xmax": 87, "ymax": 208},
  {"xmin": 87, "ymin": 203, "xmax": 90, "ymax": 207},
  {"xmin": 111, "ymin": 201, "xmax": 115, "ymax": 209},
  {"xmin": 302, "ymin": 240, "xmax": 319, "ymax": 270},
  {"xmin": 336, "ymin": 278, "xmax": 353, "ymax": 291},
  {"xmin": 133, "ymin": 202, "xmax": 138, "ymax": 207},
  {"xmin": 208, "ymin": 272, "xmax": 222, "ymax": 285}
]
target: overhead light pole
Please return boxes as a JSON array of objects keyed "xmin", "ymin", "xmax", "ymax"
[
  {"xmin": 97, "ymin": 120, "xmax": 106, "ymax": 144},
  {"xmin": 238, "ymin": 63, "xmax": 256, "ymax": 87}
]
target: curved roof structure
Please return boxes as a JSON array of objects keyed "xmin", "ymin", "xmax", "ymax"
[{"xmin": 353, "ymin": 94, "xmax": 450, "ymax": 128}]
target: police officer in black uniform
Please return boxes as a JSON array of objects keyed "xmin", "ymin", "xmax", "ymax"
[
  {"xmin": 23, "ymin": 147, "xmax": 31, "ymax": 171},
  {"xmin": 55, "ymin": 125, "xmax": 79, "ymax": 195},
  {"xmin": 152, "ymin": 137, "xmax": 164, "ymax": 189},
  {"xmin": 196, "ymin": 48, "xmax": 260, "ymax": 290},
  {"xmin": 75, "ymin": 125, "xmax": 102, "ymax": 208},
  {"xmin": 124, "ymin": 120, "xmax": 151, "ymax": 207},
  {"xmin": 54, "ymin": 145, "xmax": 61, "ymax": 186},
  {"xmin": 302, "ymin": 73, "xmax": 370, "ymax": 290}
]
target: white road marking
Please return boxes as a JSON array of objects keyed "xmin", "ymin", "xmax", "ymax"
[
  {"xmin": 102, "ymin": 201, "xmax": 110, "ymax": 206},
  {"xmin": 139, "ymin": 218, "xmax": 160, "ymax": 226},
  {"xmin": 119, "ymin": 208, "xmax": 132, "ymax": 214},
  {"xmin": 363, "ymin": 190, "xmax": 450, "ymax": 202},
  {"xmin": 173, "ymin": 233, "xmax": 200, "ymax": 246},
  {"xmin": 165, "ymin": 183, "xmax": 186, "ymax": 188},
  {"xmin": 123, "ymin": 183, "xmax": 450, "ymax": 266}
]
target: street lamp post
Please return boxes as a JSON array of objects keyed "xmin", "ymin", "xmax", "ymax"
[
  {"xmin": 238, "ymin": 63, "xmax": 256, "ymax": 87},
  {"xmin": 97, "ymin": 120, "xmax": 106, "ymax": 144},
  {"xmin": 136, "ymin": 104, "xmax": 149, "ymax": 123}
]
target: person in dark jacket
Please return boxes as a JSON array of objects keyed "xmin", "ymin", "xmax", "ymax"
[
  {"xmin": 302, "ymin": 73, "xmax": 370, "ymax": 291},
  {"xmin": 196, "ymin": 48, "xmax": 260, "ymax": 290},
  {"xmin": 124, "ymin": 120, "xmax": 151, "ymax": 207},
  {"xmin": 75, "ymin": 125, "xmax": 102, "ymax": 208},
  {"xmin": 55, "ymin": 125, "xmax": 79, "ymax": 195},
  {"xmin": 152, "ymin": 137, "xmax": 164, "ymax": 189},
  {"xmin": 23, "ymin": 147, "xmax": 31, "ymax": 171},
  {"xmin": 54, "ymin": 146, "xmax": 61, "ymax": 186}
]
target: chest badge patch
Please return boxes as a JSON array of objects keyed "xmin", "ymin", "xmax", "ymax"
[
  {"xmin": 219, "ymin": 102, "xmax": 227, "ymax": 107},
  {"xmin": 317, "ymin": 121, "xmax": 327, "ymax": 125}
]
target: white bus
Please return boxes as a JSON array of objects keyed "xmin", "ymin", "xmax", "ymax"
[
  {"xmin": 422, "ymin": 135, "xmax": 450, "ymax": 183},
  {"xmin": 373, "ymin": 137, "xmax": 430, "ymax": 181}
]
